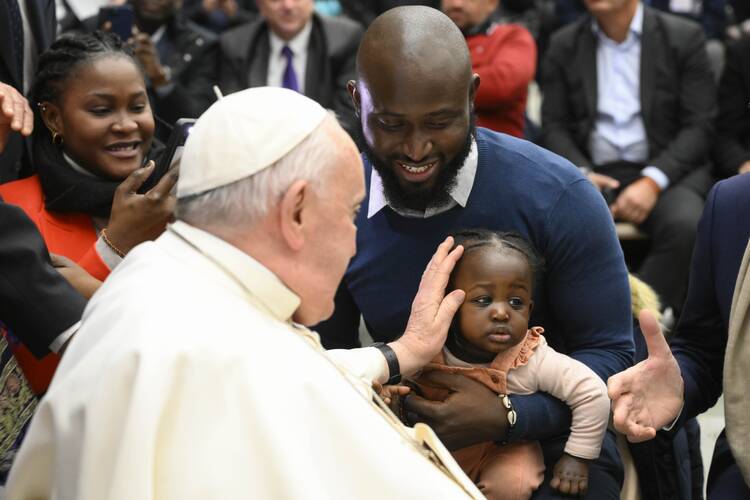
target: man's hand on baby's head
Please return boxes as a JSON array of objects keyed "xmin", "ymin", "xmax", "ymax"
[{"xmin": 550, "ymin": 453, "xmax": 589, "ymax": 497}]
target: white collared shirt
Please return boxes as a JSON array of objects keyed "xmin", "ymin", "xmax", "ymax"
[
  {"xmin": 266, "ymin": 21, "xmax": 313, "ymax": 94},
  {"xmin": 367, "ymin": 139, "xmax": 478, "ymax": 219}
]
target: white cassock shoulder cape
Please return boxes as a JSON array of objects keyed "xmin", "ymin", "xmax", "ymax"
[{"xmin": 7, "ymin": 222, "xmax": 480, "ymax": 500}]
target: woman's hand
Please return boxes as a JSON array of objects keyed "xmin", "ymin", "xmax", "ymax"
[
  {"xmin": 50, "ymin": 253, "xmax": 102, "ymax": 299},
  {"xmin": 106, "ymin": 162, "xmax": 178, "ymax": 254}
]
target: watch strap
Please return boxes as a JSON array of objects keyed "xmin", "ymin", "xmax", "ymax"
[{"xmin": 371, "ymin": 342, "xmax": 401, "ymax": 385}]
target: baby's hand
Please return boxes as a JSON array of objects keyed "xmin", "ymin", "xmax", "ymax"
[
  {"xmin": 549, "ymin": 453, "xmax": 589, "ymax": 496},
  {"xmin": 372, "ymin": 382, "xmax": 410, "ymax": 406}
]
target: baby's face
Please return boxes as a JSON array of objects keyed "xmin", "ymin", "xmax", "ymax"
[{"xmin": 454, "ymin": 248, "xmax": 533, "ymax": 355}]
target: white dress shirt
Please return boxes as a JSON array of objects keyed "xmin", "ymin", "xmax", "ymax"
[
  {"xmin": 266, "ymin": 21, "xmax": 313, "ymax": 94},
  {"xmin": 368, "ymin": 139, "xmax": 478, "ymax": 219},
  {"xmin": 590, "ymin": 3, "xmax": 669, "ymax": 189}
]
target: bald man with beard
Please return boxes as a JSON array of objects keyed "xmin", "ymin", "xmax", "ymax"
[{"xmin": 316, "ymin": 7, "xmax": 633, "ymax": 498}]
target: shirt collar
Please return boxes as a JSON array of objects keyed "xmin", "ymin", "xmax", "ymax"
[
  {"xmin": 367, "ymin": 138, "xmax": 478, "ymax": 219},
  {"xmin": 268, "ymin": 20, "xmax": 313, "ymax": 58},
  {"xmin": 168, "ymin": 220, "xmax": 301, "ymax": 322},
  {"xmin": 592, "ymin": 2, "xmax": 643, "ymax": 42}
]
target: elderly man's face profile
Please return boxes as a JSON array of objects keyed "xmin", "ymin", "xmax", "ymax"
[{"xmin": 291, "ymin": 129, "xmax": 365, "ymax": 326}]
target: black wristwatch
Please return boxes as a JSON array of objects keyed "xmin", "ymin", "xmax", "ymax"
[{"xmin": 371, "ymin": 342, "xmax": 401, "ymax": 385}]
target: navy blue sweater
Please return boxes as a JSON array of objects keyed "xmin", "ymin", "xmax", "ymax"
[{"xmin": 317, "ymin": 128, "xmax": 634, "ymax": 442}]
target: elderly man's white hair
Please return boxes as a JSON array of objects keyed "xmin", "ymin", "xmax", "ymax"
[{"xmin": 176, "ymin": 113, "xmax": 341, "ymax": 229}]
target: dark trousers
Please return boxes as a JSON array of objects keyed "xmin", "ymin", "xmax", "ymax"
[
  {"xmin": 596, "ymin": 162, "xmax": 709, "ymax": 314},
  {"xmin": 533, "ymin": 430, "xmax": 623, "ymax": 499}
]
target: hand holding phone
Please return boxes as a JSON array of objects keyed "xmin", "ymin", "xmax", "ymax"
[{"xmin": 98, "ymin": 5, "xmax": 134, "ymax": 41}]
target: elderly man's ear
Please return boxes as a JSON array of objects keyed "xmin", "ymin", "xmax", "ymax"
[{"xmin": 279, "ymin": 179, "xmax": 309, "ymax": 251}]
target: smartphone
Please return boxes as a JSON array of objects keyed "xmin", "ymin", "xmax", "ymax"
[
  {"xmin": 98, "ymin": 5, "xmax": 134, "ymax": 42},
  {"xmin": 139, "ymin": 118, "xmax": 195, "ymax": 194},
  {"xmin": 158, "ymin": 118, "xmax": 195, "ymax": 172}
]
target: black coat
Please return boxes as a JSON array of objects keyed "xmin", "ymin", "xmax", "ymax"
[
  {"xmin": 0, "ymin": 199, "xmax": 86, "ymax": 358},
  {"xmin": 541, "ymin": 7, "xmax": 716, "ymax": 191},
  {"xmin": 714, "ymin": 36, "xmax": 750, "ymax": 179},
  {"xmin": 0, "ymin": 0, "xmax": 56, "ymax": 182},
  {"xmin": 218, "ymin": 13, "xmax": 362, "ymax": 134}
]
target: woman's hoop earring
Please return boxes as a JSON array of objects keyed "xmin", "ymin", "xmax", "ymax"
[{"xmin": 51, "ymin": 131, "xmax": 63, "ymax": 145}]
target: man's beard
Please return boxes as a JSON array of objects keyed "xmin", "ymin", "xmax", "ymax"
[{"xmin": 356, "ymin": 116, "xmax": 476, "ymax": 213}]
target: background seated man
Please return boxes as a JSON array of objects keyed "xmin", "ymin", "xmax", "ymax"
[
  {"xmin": 217, "ymin": 0, "xmax": 362, "ymax": 134},
  {"xmin": 77, "ymin": 0, "xmax": 219, "ymax": 134},
  {"xmin": 442, "ymin": 0, "xmax": 537, "ymax": 138},
  {"xmin": 541, "ymin": 0, "xmax": 716, "ymax": 322},
  {"xmin": 714, "ymin": 36, "xmax": 750, "ymax": 179}
]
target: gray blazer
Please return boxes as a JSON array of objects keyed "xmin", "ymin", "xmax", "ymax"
[{"xmin": 218, "ymin": 13, "xmax": 362, "ymax": 134}]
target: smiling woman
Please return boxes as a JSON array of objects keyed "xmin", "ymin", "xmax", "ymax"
[{"xmin": 0, "ymin": 32, "xmax": 177, "ymax": 397}]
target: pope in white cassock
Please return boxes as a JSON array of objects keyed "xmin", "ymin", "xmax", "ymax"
[{"xmin": 6, "ymin": 88, "xmax": 484, "ymax": 499}]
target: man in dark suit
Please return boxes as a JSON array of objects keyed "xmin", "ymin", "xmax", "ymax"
[
  {"xmin": 0, "ymin": 108, "xmax": 86, "ymax": 357},
  {"xmin": 609, "ymin": 172, "xmax": 750, "ymax": 498},
  {"xmin": 715, "ymin": 36, "xmax": 750, "ymax": 179},
  {"xmin": 541, "ymin": 0, "xmax": 716, "ymax": 319},
  {"xmin": 0, "ymin": 0, "xmax": 56, "ymax": 181},
  {"xmin": 78, "ymin": 0, "xmax": 219, "ymax": 132},
  {"xmin": 217, "ymin": 0, "xmax": 362, "ymax": 134}
]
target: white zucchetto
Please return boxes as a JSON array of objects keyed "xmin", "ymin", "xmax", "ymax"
[{"xmin": 177, "ymin": 87, "xmax": 328, "ymax": 199}]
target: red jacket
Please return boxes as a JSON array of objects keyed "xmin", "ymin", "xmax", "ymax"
[
  {"xmin": 467, "ymin": 23, "xmax": 537, "ymax": 138},
  {"xmin": 0, "ymin": 175, "xmax": 111, "ymax": 394}
]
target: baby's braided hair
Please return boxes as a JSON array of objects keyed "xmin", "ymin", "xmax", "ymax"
[
  {"xmin": 450, "ymin": 228, "xmax": 545, "ymax": 289},
  {"xmin": 30, "ymin": 31, "xmax": 141, "ymax": 140}
]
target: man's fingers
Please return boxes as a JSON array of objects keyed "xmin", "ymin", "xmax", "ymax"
[
  {"xmin": 639, "ymin": 309, "xmax": 670, "ymax": 358},
  {"xmin": 435, "ymin": 289, "xmax": 465, "ymax": 327},
  {"xmin": 549, "ymin": 475, "xmax": 560, "ymax": 489},
  {"xmin": 607, "ymin": 366, "xmax": 633, "ymax": 400},
  {"xmin": 610, "ymin": 391, "xmax": 634, "ymax": 432},
  {"xmin": 625, "ymin": 420, "xmax": 656, "ymax": 443},
  {"xmin": 11, "ymin": 97, "xmax": 25, "ymax": 130},
  {"xmin": 422, "ymin": 237, "xmax": 454, "ymax": 279},
  {"xmin": 119, "ymin": 162, "xmax": 155, "ymax": 194},
  {"xmin": 0, "ymin": 91, "xmax": 14, "ymax": 117},
  {"xmin": 21, "ymin": 99, "xmax": 33, "ymax": 136},
  {"xmin": 401, "ymin": 393, "xmax": 443, "ymax": 423}
]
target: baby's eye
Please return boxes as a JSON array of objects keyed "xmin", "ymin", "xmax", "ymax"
[
  {"xmin": 472, "ymin": 296, "xmax": 492, "ymax": 306},
  {"xmin": 509, "ymin": 297, "xmax": 525, "ymax": 309}
]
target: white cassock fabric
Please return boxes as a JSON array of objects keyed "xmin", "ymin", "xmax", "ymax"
[{"xmin": 7, "ymin": 221, "xmax": 480, "ymax": 500}]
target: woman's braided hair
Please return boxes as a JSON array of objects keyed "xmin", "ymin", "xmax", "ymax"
[
  {"xmin": 450, "ymin": 228, "xmax": 545, "ymax": 289},
  {"xmin": 30, "ymin": 31, "xmax": 142, "ymax": 141}
]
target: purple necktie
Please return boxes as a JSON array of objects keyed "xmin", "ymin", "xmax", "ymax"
[{"xmin": 281, "ymin": 45, "xmax": 299, "ymax": 93}]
